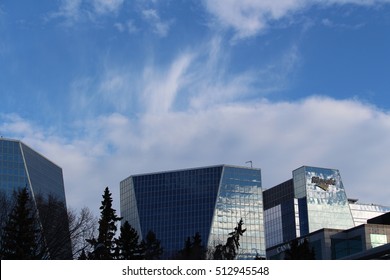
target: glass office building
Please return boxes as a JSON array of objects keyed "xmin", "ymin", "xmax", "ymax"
[
  {"xmin": 120, "ymin": 165, "xmax": 265, "ymax": 259},
  {"xmin": 0, "ymin": 138, "xmax": 72, "ymax": 259},
  {"xmin": 264, "ymin": 166, "xmax": 355, "ymax": 248}
]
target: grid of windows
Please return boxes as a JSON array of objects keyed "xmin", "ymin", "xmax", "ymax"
[
  {"xmin": 121, "ymin": 166, "xmax": 222, "ymax": 259},
  {"xmin": 264, "ymin": 205, "xmax": 283, "ymax": 248},
  {"xmin": 0, "ymin": 138, "xmax": 71, "ymax": 259},
  {"xmin": 293, "ymin": 166, "xmax": 355, "ymax": 233},
  {"xmin": 0, "ymin": 140, "xmax": 28, "ymax": 195},
  {"xmin": 209, "ymin": 166, "xmax": 265, "ymax": 259},
  {"xmin": 263, "ymin": 179, "xmax": 294, "ymax": 210},
  {"xmin": 120, "ymin": 165, "xmax": 265, "ymax": 259},
  {"xmin": 21, "ymin": 143, "xmax": 66, "ymax": 202},
  {"xmin": 264, "ymin": 180, "xmax": 297, "ymax": 248},
  {"xmin": 265, "ymin": 166, "xmax": 357, "ymax": 250}
]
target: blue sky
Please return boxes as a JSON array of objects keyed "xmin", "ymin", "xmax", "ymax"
[{"xmin": 1, "ymin": 0, "xmax": 390, "ymax": 214}]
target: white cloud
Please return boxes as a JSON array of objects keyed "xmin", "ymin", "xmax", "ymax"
[
  {"xmin": 114, "ymin": 20, "xmax": 138, "ymax": 34},
  {"xmin": 50, "ymin": 0, "xmax": 83, "ymax": 25},
  {"xmin": 203, "ymin": 0, "xmax": 306, "ymax": 39},
  {"xmin": 321, "ymin": 18, "xmax": 366, "ymax": 29},
  {"xmin": 142, "ymin": 8, "xmax": 173, "ymax": 37},
  {"xmin": 2, "ymin": 96, "xmax": 390, "ymax": 216},
  {"xmin": 141, "ymin": 52, "xmax": 193, "ymax": 114},
  {"xmin": 92, "ymin": 0, "xmax": 124, "ymax": 15},
  {"xmin": 202, "ymin": 0, "xmax": 390, "ymax": 39},
  {"xmin": 68, "ymin": 36, "xmax": 300, "ymax": 117},
  {"xmin": 48, "ymin": 0, "xmax": 124, "ymax": 25}
]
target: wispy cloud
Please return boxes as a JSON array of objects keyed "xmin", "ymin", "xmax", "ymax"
[
  {"xmin": 47, "ymin": 0, "xmax": 124, "ymax": 25},
  {"xmin": 114, "ymin": 20, "xmax": 138, "ymax": 33},
  {"xmin": 141, "ymin": 52, "xmax": 194, "ymax": 114},
  {"xmin": 202, "ymin": 0, "xmax": 390, "ymax": 40},
  {"xmin": 92, "ymin": 0, "xmax": 124, "ymax": 15},
  {"xmin": 68, "ymin": 35, "xmax": 301, "ymax": 118},
  {"xmin": 49, "ymin": 0, "xmax": 83, "ymax": 25},
  {"xmin": 322, "ymin": 18, "xmax": 366, "ymax": 30},
  {"xmin": 142, "ymin": 8, "xmax": 174, "ymax": 37}
]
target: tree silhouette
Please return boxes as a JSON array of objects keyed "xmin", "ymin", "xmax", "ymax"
[
  {"xmin": 141, "ymin": 230, "xmax": 163, "ymax": 260},
  {"xmin": 0, "ymin": 188, "xmax": 43, "ymax": 259},
  {"xmin": 1, "ymin": 188, "xmax": 98, "ymax": 259},
  {"xmin": 87, "ymin": 187, "xmax": 122, "ymax": 259},
  {"xmin": 177, "ymin": 232, "xmax": 206, "ymax": 259},
  {"xmin": 115, "ymin": 221, "xmax": 143, "ymax": 259}
]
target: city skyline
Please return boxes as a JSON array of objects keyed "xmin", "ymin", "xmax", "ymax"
[{"xmin": 1, "ymin": 1, "xmax": 390, "ymax": 215}]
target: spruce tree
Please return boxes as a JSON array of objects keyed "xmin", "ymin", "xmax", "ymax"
[
  {"xmin": 115, "ymin": 221, "xmax": 143, "ymax": 259},
  {"xmin": 141, "ymin": 230, "xmax": 163, "ymax": 260},
  {"xmin": 0, "ymin": 188, "xmax": 42, "ymax": 259},
  {"xmin": 87, "ymin": 187, "xmax": 122, "ymax": 259},
  {"xmin": 177, "ymin": 232, "xmax": 205, "ymax": 259}
]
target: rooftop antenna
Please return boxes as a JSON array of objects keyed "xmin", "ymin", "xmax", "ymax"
[{"xmin": 245, "ymin": 160, "xmax": 253, "ymax": 168}]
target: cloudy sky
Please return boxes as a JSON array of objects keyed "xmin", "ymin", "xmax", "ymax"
[{"xmin": 1, "ymin": 0, "xmax": 390, "ymax": 216}]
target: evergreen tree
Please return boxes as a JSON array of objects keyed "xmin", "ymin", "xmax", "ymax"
[
  {"xmin": 0, "ymin": 188, "xmax": 42, "ymax": 259},
  {"xmin": 190, "ymin": 232, "xmax": 205, "ymax": 260},
  {"xmin": 115, "ymin": 221, "xmax": 143, "ymax": 259},
  {"xmin": 177, "ymin": 232, "xmax": 206, "ymax": 260},
  {"xmin": 141, "ymin": 230, "xmax": 163, "ymax": 260},
  {"xmin": 177, "ymin": 236, "xmax": 192, "ymax": 259},
  {"xmin": 87, "ymin": 187, "xmax": 122, "ymax": 259}
]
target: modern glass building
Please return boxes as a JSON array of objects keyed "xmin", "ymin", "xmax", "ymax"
[
  {"xmin": 120, "ymin": 165, "xmax": 265, "ymax": 259},
  {"xmin": 264, "ymin": 166, "xmax": 355, "ymax": 248},
  {"xmin": 264, "ymin": 165, "xmax": 390, "ymax": 250},
  {"xmin": 0, "ymin": 138, "xmax": 72, "ymax": 259}
]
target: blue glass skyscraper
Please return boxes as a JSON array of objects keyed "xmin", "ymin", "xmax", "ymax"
[
  {"xmin": 120, "ymin": 165, "xmax": 265, "ymax": 259},
  {"xmin": 0, "ymin": 138, "xmax": 72, "ymax": 259}
]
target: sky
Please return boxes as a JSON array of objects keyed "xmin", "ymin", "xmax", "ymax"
[{"xmin": 1, "ymin": 0, "xmax": 390, "ymax": 217}]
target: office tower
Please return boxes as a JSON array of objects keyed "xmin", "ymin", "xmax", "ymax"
[
  {"xmin": 120, "ymin": 165, "xmax": 265, "ymax": 259},
  {"xmin": 0, "ymin": 138, "xmax": 72, "ymax": 259}
]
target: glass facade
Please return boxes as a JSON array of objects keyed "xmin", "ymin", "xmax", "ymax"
[
  {"xmin": 264, "ymin": 166, "xmax": 355, "ymax": 249},
  {"xmin": 0, "ymin": 139, "xmax": 28, "ymax": 195},
  {"xmin": 0, "ymin": 138, "xmax": 71, "ymax": 259},
  {"xmin": 120, "ymin": 165, "xmax": 265, "ymax": 259},
  {"xmin": 263, "ymin": 179, "xmax": 297, "ymax": 248},
  {"xmin": 293, "ymin": 166, "xmax": 355, "ymax": 233}
]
